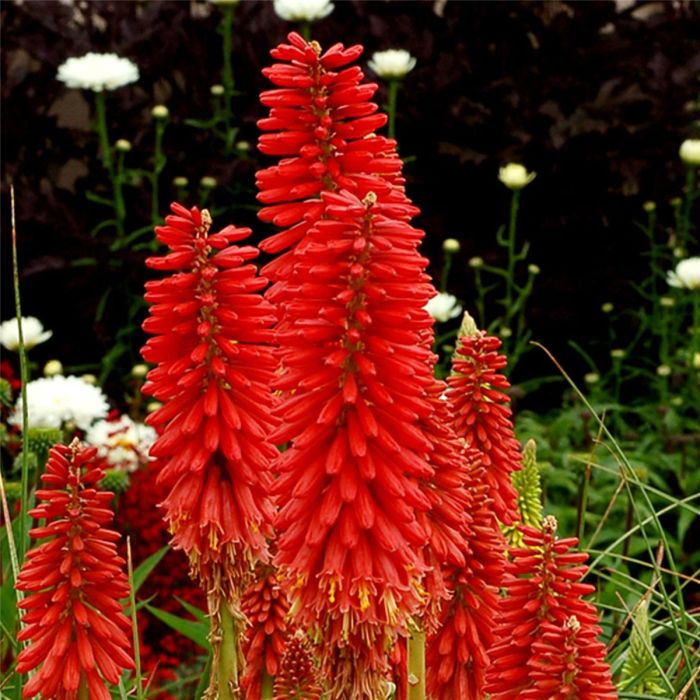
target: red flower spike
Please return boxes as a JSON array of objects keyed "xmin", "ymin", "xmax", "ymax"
[
  {"xmin": 426, "ymin": 449, "xmax": 507, "ymax": 700},
  {"xmin": 525, "ymin": 616, "xmax": 618, "ymax": 700},
  {"xmin": 257, "ymin": 33, "xmax": 410, "ymax": 282},
  {"xmin": 15, "ymin": 439, "xmax": 134, "ymax": 700},
  {"xmin": 270, "ymin": 188, "xmax": 441, "ymax": 698},
  {"xmin": 272, "ymin": 632, "xmax": 322, "ymax": 700},
  {"xmin": 141, "ymin": 203, "xmax": 279, "ymax": 600},
  {"xmin": 240, "ymin": 566, "xmax": 290, "ymax": 700},
  {"xmin": 485, "ymin": 516, "xmax": 615, "ymax": 699},
  {"xmin": 446, "ymin": 329, "xmax": 522, "ymax": 525}
]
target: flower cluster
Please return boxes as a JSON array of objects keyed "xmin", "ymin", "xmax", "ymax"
[
  {"xmin": 257, "ymin": 32, "xmax": 466, "ymax": 697},
  {"xmin": 10, "ymin": 374, "xmax": 109, "ymax": 431},
  {"xmin": 57, "ymin": 52, "xmax": 139, "ymax": 92},
  {"xmin": 241, "ymin": 566, "xmax": 291, "ymax": 700},
  {"xmin": 85, "ymin": 413, "xmax": 156, "ymax": 473},
  {"xmin": 15, "ymin": 440, "xmax": 134, "ymax": 699},
  {"xmin": 486, "ymin": 517, "xmax": 616, "ymax": 698},
  {"xmin": 141, "ymin": 203, "xmax": 278, "ymax": 597},
  {"xmin": 446, "ymin": 326, "xmax": 522, "ymax": 525}
]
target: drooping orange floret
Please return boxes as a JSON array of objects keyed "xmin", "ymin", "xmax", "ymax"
[{"xmin": 15, "ymin": 440, "xmax": 134, "ymax": 700}]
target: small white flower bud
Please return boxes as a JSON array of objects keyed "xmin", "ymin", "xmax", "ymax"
[
  {"xmin": 81, "ymin": 373, "xmax": 97, "ymax": 385},
  {"xmin": 200, "ymin": 176, "xmax": 218, "ymax": 189},
  {"xmin": 656, "ymin": 364, "xmax": 671, "ymax": 377},
  {"xmin": 442, "ymin": 238, "xmax": 460, "ymax": 253},
  {"xmin": 601, "ymin": 302, "xmax": 614, "ymax": 314},
  {"xmin": 584, "ymin": 372, "xmax": 600, "ymax": 385},
  {"xmin": 151, "ymin": 104, "xmax": 169, "ymax": 119},
  {"xmin": 173, "ymin": 176, "xmax": 189, "ymax": 187},
  {"xmin": 131, "ymin": 363, "xmax": 149, "ymax": 379},
  {"xmin": 610, "ymin": 349, "xmax": 625, "ymax": 360},
  {"xmin": 236, "ymin": 140, "xmax": 251, "ymax": 152},
  {"xmin": 642, "ymin": 201, "xmax": 656, "ymax": 213},
  {"xmin": 146, "ymin": 401, "xmax": 163, "ymax": 414},
  {"xmin": 679, "ymin": 139, "xmax": 700, "ymax": 166},
  {"xmin": 210, "ymin": 84, "xmax": 225, "ymax": 96},
  {"xmin": 498, "ymin": 163, "xmax": 536, "ymax": 190},
  {"xmin": 693, "ymin": 352, "xmax": 700, "ymax": 370},
  {"xmin": 528, "ymin": 263, "xmax": 540, "ymax": 275},
  {"xmin": 115, "ymin": 138, "xmax": 132, "ymax": 152},
  {"xmin": 43, "ymin": 360, "xmax": 64, "ymax": 377},
  {"xmin": 659, "ymin": 296, "xmax": 675, "ymax": 308},
  {"xmin": 468, "ymin": 256, "xmax": 484, "ymax": 269},
  {"xmin": 499, "ymin": 327, "xmax": 513, "ymax": 339}
]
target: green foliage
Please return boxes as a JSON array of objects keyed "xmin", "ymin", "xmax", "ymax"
[
  {"xmin": 99, "ymin": 468, "xmax": 131, "ymax": 495},
  {"xmin": 0, "ymin": 378, "xmax": 12, "ymax": 407},
  {"xmin": 26, "ymin": 427, "xmax": 63, "ymax": 466},
  {"xmin": 619, "ymin": 599, "xmax": 666, "ymax": 696},
  {"xmin": 506, "ymin": 438, "xmax": 544, "ymax": 547}
]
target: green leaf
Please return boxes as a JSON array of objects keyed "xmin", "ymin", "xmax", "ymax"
[
  {"xmin": 145, "ymin": 604, "xmax": 210, "ymax": 651},
  {"xmin": 132, "ymin": 546, "xmax": 169, "ymax": 595},
  {"xmin": 174, "ymin": 596, "xmax": 207, "ymax": 624}
]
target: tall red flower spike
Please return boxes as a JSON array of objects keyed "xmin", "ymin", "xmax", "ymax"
[
  {"xmin": 446, "ymin": 322, "xmax": 522, "ymax": 525},
  {"xmin": 15, "ymin": 439, "xmax": 134, "ymax": 700},
  {"xmin": 485, "ymin": 516, "xmax": 616, "ymax": 699},
  {"xmin": 141, "ymin": 203, "xmax": 278, "ymax": 600},
  {"xmin": 526, "ymin": 616, "xmax": 618, "ymax": 699},
  {"xmin": 257, "ymin": 32, "xmax": 409, "ymax": 283},
  {"xmin": 426, "ymin": 449, "xmax": 507, "ymax": 700},
  {"xmin": 269, "ymin": 187, "xmax": 442, "ymax": 698},
  {"xmin": 272, "ymin": 632, "xmax": 322, "ymax": 700},
  {"xmin": 240, "ymin": 565, "xmax": 290, "ymax": 700}
]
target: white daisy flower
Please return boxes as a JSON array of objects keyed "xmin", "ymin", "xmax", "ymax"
[
  {"xmin": 679, "ymin": 139, "xmax": 700, "ymax": 166},
  {"xmin": 667, "ymin": 257, "xmax": 700, "ymax": 291},
  {"xmin": 57, "ymin": 52, "xmax": 139, "ymax": 92},
  {"xmin": 273, "ymin": 0, "xmax": 334, "ymax": 22},
  {"xmin": 0, "ymin": 317, "xmax": 52, "ymax": 352},
  {"xmin": 425, "ymin": 292, "xmax": 463, "ymax": 323},
  {"xmin": 368, "ymin": 49, "xmax": 417, "ymax": 79},
  {"xmin": 86, "ymin": 414, "xmax": 156, "ymax": 472},
  {"xmin": 498, "ymin": 163, "xmax": 536, "ymax": 190},
  {"xmin": 10, "ymin": 375, "xmax": 109, "ymax": 431}
]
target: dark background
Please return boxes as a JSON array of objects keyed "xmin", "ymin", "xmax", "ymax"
[{"xmin": 2, "ymin": 0, "xmax": 699, "ymax": 404}]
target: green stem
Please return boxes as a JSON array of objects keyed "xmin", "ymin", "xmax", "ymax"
[
  {"xmin": 504, "ymin": 189, "xmax": 521, "ymax": 323},
  {"xmin": 575, "ymin": 462, "xmax": 592, "ymax": 542},
  {"xmin": 114, "ymin": 151, "xmax": 126, "ymax": 233},
  {"xmin": 261, "ymin": 670, "xmax": 274, "ymax": 699},
  {"xmin": 127, "ymin": 538, "xmax": 145, "ymax": 700},
  {"xmin": 94, "ymin": 91, "xmax": 113, "ymax": 173},
  {"xmin": 387, "ymin": 79, "xmax": 399, "ymax": 141},
  {"xmin": 407, "ymin": 626, "xmax": 426, "ymax": 700},
  {"xmin": 220, "ymin": 4, "xmax": 236, "ymax": 152},
  {"xmin": 300, "ymin": 21, "xmax": 311, "ymax": 41},
  {"xmin": 151, "ymin": 119, "xmax": 167, "ymax": 227},
  {"xmin": 679, "ymin": 167, "xmax": 697, "ymax": 251},
  {"xmin": 218, "ymin": 605, "xmax": 239, "ymax": 700},
  {"xmin": 11, "ymin": 189, "xmax": 30, "ymax": 568},
  {"xmin": 473, "ymin": 267, "xmax": 486, "ymax": 329},
  {"xmin": 440, "ymin": 250, "xmax": 454, "ymax": 292}
]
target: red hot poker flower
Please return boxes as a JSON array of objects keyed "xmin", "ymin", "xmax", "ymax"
[
  {"xmin": 446, "ymin": 325, "xmax": 522, "ymax": 525},
  {"xmin": 271, "ymin": 189, "xmax": 440, "ymax": 697},
  {"xmin": 273, "ymin": 632, "xmax": 322, "ymax": 700},
  {"xmin": 15, "ymin": 439, "xmax": 134, "ymax": 700},
  {"xmin": 257, "ymin": 32, "xmax": 409, "ymax": 280},
  {"xmin": 240, "ymin": 566, "xmax": 290, "ymax": 700},
  {"xmin": 141, "ymin": 203, "xmax": 278, "ymax": 599},
  {"xmin": 426, "ymin": 449, "xmax": 507, "ymax": 700},
  {"xmin": 486, "ymin": 517, "xmax": 615, "ymax": 699},
  {"xmin": 525, "ymin": 616, "xmax": 618, "ymax": 700}
]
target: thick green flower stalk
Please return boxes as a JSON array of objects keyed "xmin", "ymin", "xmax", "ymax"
[{"xmin": 620, "ymin": 599, "xmax": 665, "ymax": 696}]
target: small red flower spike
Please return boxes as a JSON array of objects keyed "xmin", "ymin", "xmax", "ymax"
[
  {"xmin": 141, "ymin": 203, "xmax": 278, "ymax": 601},
  {"xmin": 272, "ymin": 631, "xmax": 322, "ymax": 700},
  {"xmin": 426, "ymin": 449, "xmax": 507, "ymax": 700},
  {"xmin": 486, "ymin": 516, "xmax": 616, "ymax": 699},
  {"xmin": 240, "ymin": 566, "xmax": 290, "ymax": 700},
  {"xmin": 15, "ymin": 439, "xmax": 134, "ymax": 700},
  {"xmin": 446, "ymin": 324, "xmax": 522, "ymax": 525},
  {"xmin": 525, "ymin": 616, "xmax": 618, "ymax": 699}
]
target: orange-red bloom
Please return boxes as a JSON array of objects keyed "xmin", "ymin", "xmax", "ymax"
[
  {"xmin": 273, "ymin": 632, "xmax": 322, "ymax": 700},
  {"xmin": 141, "ymin": 203, "xmax": 278, "ymax": 599},
  {"xmin": 446, "ymin": 330, "xmax": 522, "ymax": 525},
  {"xmin": 486, "ymin": 517, "xmax": 616, "ymax": 699},
  {"xmin": 15, "ymin": 440, "xmax": 134, "ymax": 700},
  {"xmin": 240, "ymin": 566, "xmax": 290, "ymax": 700},
  {"xmin": 257, "ymin": 32, "xmax": 408, "ymax": 282},
  {"xmin": 426, "ymin": 449, "xmax": 507, "ymax": 700}
]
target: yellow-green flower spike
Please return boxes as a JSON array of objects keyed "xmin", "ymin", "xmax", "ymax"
[
  {"xmin": 504, "ymin": 439, "xmax": 543, "ymax": 547},
  {"xmin": 620, "ymin": 598, "xmax": 665, "ymax": 696}
]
